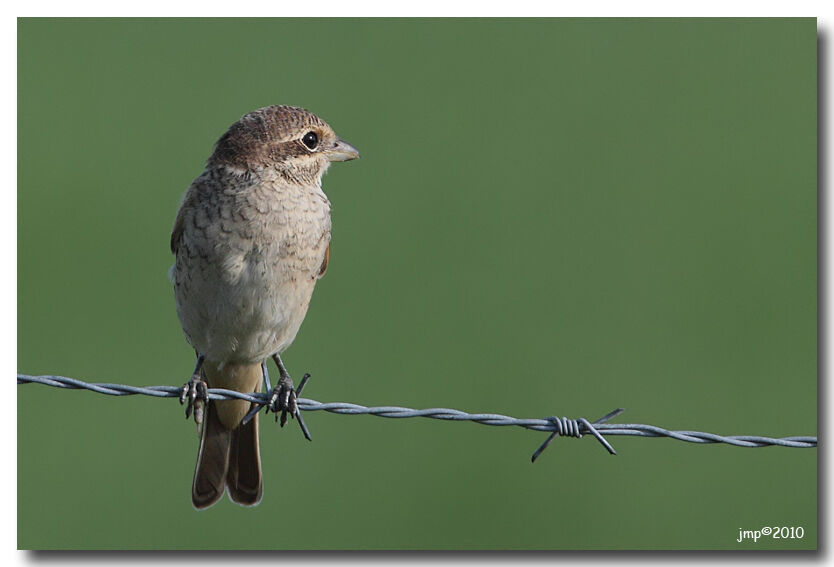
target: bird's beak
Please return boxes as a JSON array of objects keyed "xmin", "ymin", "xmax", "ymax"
[{"xmin": 326, "ymin": 138, "xmax": 360, "ymax": 162}]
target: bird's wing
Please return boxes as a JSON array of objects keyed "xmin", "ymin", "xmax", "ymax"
[
  {"xmin": 171, "ymin": 186, "xmax": 197, "ymax": 254},
  {"xmin": 317, "ymin": 242, "xmax": 330, "ymax": 279},
  {"xmin": 171, "ymin": 207, "xmax": 186, "ymax": 254}
]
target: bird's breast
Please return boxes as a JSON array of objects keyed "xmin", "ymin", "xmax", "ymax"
[
  {"xmin": 228, "ymin": 182, "xmax": 331, "ymax": 281},
  {"xmin": 174, "ymin": 176, "xmax": 331, "ymax": 362}
]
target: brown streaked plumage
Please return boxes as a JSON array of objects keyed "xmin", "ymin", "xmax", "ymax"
[{"xmin": 171, "ymin": 105, "xmax": 359, "ymax": 509}]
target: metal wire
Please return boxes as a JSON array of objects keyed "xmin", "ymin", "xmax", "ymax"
[{"xmin": 17, "ymin": 373, "xmax": 818, "ymax": 462}]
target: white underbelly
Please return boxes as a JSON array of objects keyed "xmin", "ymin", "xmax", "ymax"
[{"xmin": 176, "ymin": 254, "xmax": 317, "ymax": 363}]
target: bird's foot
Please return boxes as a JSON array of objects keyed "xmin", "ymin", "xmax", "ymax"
[
  {"xmin": 267, "ymin": 354, "xmax": 312, "ymax": 440},
  {"xmin": 267, "ymin": 373, "xmax": 299, "ymax": 427},
  {"xmin": 179, "ymin": 354, "xmax": 207, "ymax": 425}
]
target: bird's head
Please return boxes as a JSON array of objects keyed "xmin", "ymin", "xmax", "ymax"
[{"xmin": 207, "ymin": 105, "xmax": 360, "ymax": 184}]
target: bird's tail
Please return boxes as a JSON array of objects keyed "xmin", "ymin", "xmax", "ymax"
[{"xmin": 192, "ymin": 361, "xmax": 263, "ymax": 509}]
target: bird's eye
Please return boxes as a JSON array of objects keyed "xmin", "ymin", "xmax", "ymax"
[{"xmin": 302, "ymin": 131, "xmax": 319, "ymax": 150}]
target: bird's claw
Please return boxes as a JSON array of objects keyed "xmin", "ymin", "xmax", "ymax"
[
  {"xmin": 265, "ymin": 369, "xmax": 312, "ymax": 441},
  {"xmin": 180, "ymin": 374, "xmax": 208, "ymax": 425},
  {"xmin": 267, "ymin": 375, "xmax": 298, "ymax": 427}
]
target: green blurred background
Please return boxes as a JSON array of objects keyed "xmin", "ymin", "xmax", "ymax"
[{"xmin": 18, "ymin": 18, "xmax": 816, "ymax": 550}]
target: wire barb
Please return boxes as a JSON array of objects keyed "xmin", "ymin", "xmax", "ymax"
[
  {"xmin": 530, "ymin": 410, "xmax": 624, "ymax": 463},
  {"xmin": 17, "ymin": 374, "xmax": 818, "ymax": 455}
]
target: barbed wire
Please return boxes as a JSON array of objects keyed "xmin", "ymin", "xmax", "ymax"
[{"xmin": 17, "ymin": 373, "xmax": 818, "ymax": 462}]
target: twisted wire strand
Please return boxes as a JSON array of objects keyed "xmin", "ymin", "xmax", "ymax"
[{"xmin": 17, "ymin": 374, "xmax": 818, "ymax": 460}]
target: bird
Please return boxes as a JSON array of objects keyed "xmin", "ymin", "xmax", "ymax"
[{"xmin": 170, "ymin": 105, "xmax": 359, "ymax": 509}]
